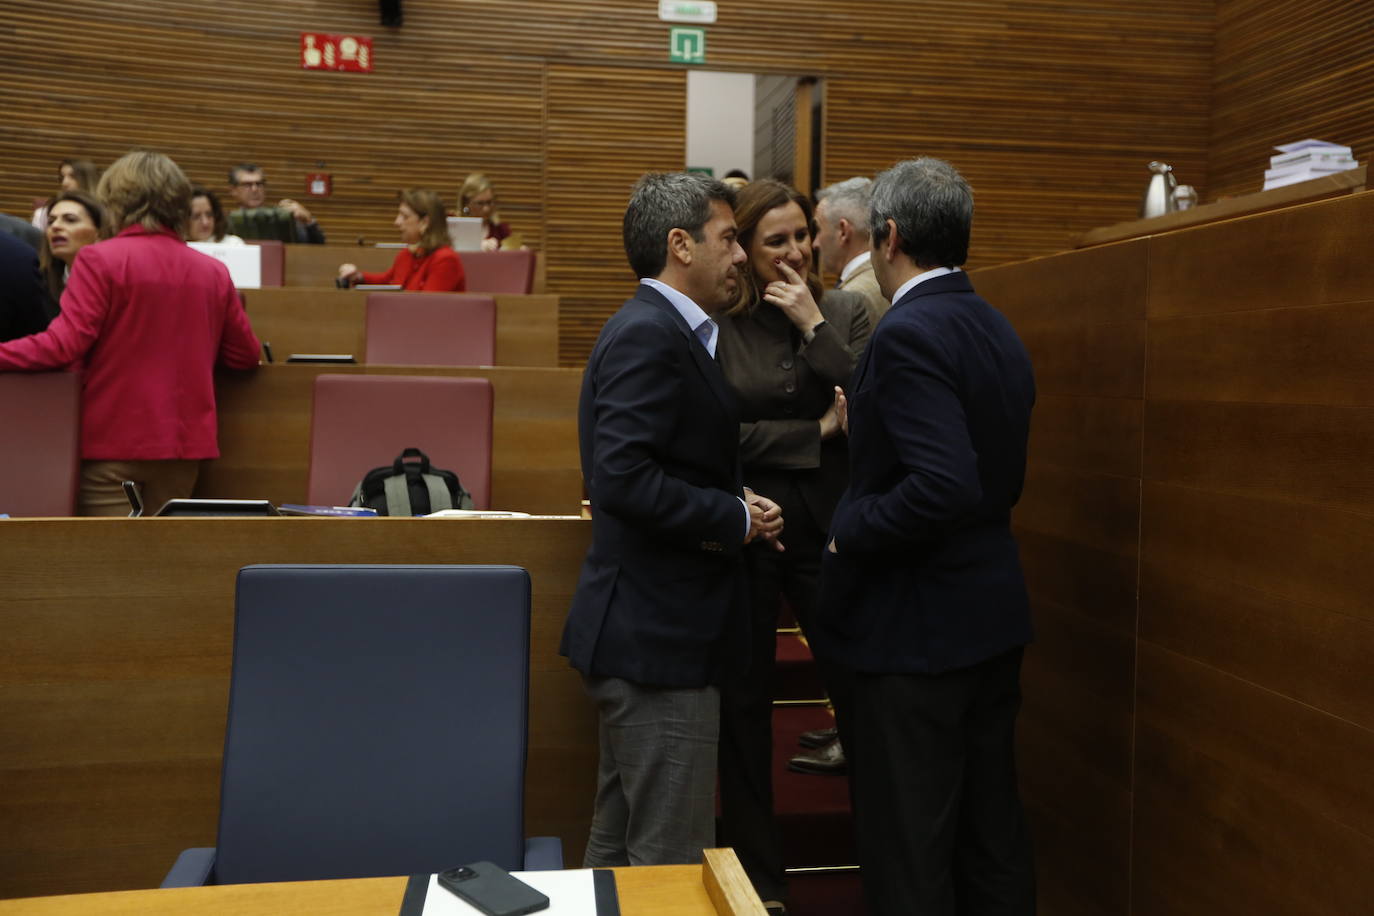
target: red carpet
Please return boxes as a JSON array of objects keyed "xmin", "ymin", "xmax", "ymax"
[{"xmin": 770, "ymin": 637, "xmax": 865, "ymax": 914}]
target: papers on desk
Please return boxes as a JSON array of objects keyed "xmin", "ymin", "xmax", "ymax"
[
  {"xmin": 189, "ymin": 241, "xmax": 261, "ymax": 288},
  {"xmin": 424, "ymin": 509, "xmax": 533, "ymax": 519},
  {"xmin": 411, "ymin": 869, "xmax": 619, "ymax": 915},
  {"xmin": 1263, "ymin": 139, "xmax": 1359, "ymax": 190}
]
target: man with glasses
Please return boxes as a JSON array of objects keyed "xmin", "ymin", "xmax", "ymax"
[{"xmin": 227, "ymin": 163, "xmax": 326, "ymax": 243}]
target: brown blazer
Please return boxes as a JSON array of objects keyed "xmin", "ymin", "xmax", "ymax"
[
  {"xmin": 840, "ymin": 257, "xmax": 889, "ymax": 328},
  {"xmin": 717, "ymin": 288, "xmax": 871, "ymax": 531}
]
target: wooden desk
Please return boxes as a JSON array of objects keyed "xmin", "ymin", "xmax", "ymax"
[
  {"xmin": 241, "ymin": 288, "xmax": 560, "ymax": 368},
  {"xmin": 0, "ymin": 517, "xmax": 596, "ymax": 900},
  {"xmin": 0, "ymin": 851, "xmax": 763, "ymax": 914},
  {"xmin": 283, "ymin": 245, "xmax": 547, "ymax": 294},
  {"xmin": 200, "ymin": 364, "xmax": 583, "ymax": 515}
]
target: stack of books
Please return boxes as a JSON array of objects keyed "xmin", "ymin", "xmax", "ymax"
[{"xmin": 1263, "ymin": 139, "xmax": 1360, "ymax": 190}]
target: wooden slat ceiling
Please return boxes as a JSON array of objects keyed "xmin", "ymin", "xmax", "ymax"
[
  {"xmin": 1209, "ymin": 0, "xmax": 1374, "ymax": 199},
  {"xmin": 2, "ymin": 0, "xmax": 1233, "ymax": 364}
]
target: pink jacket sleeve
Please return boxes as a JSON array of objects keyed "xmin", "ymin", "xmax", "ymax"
[{"xmin": 0, "ymin": 250, "xmax": 108, "ymax": 370}]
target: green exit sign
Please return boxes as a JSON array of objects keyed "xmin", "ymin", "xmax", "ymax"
[{"xmin": 670, "ymin": 27, "xmax": 705, "ymax": 64}]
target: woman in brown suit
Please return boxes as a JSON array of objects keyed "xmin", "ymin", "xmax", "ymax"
[{"xmin": 715, "ymin": 179, "xmax": 871, "ymax": 913}]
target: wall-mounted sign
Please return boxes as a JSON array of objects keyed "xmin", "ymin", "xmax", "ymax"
[
  {"xmin": 670, "ymin": 27, "xmax": 706, "ymax": 65},
  {"xmin": 659, "ymin": 1, "xmax": 718, "ymax": 24},
  {"xmin": 301, "ymin": 32, "xmax": 373, "ymax": 72}
]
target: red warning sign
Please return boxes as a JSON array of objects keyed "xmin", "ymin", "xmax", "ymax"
[{"xmin": 301, "ymin": 33, "xmax": 373, "ymax": 72}]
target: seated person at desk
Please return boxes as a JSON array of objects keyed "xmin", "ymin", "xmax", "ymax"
[
  {"xmin": 188, "ymin": 186, "xmax": 245, "ymax": 245},
  {"xmin": 459, "ymin": 172, "xmax": 517, "ymax": 250},
  {"xmin": 0, "ymin": 150, "xmax": 261, "ymax": 516},
  {"xmin": 226, "ymin": 163, "xmax": 326, "ymax": 243},
  {"xmin": 337, "ymin": 189, "xmax": 467, "ymax": 292}
]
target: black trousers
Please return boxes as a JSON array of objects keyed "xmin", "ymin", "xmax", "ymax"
[
  {"xmin": 717, "ymin": 482, "xmax": 850, "ymax": 903},
  {"xmin": 843, "ymin": 647, "xmax": 1035, "ymax": 916}
]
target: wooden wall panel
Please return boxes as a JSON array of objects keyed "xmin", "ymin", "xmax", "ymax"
[
  {"xmin": 1133, "ymin": 189, "xmax": 1374, "ymax": 914},
  {"xmin": 1209, "ymin": 0, "xmax": 1374, "ymax": 200},
  {"xmin": 544, "ymin": 64, "xmax": 685, "ymax": 365},
  {"xmin": 971, "ymin": 231, "xmax": 1146, "ymax": 915}
]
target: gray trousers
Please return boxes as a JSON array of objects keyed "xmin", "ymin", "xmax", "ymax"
[{"xmin": 581, "ymin": 674, "xmax": 720, "ymax": 867}]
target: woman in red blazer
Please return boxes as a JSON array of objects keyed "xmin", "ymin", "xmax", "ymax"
[
  {"xmin": 338, "ymin": 189, "xmax": 466, "ymax": 292},
  {"xmin": 0, "ymin": 150, "xmax": 262, "ymax": 515}
]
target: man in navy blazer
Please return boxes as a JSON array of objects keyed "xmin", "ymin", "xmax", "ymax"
[
  {"xmin": 819, "ymin": 158, "xmax": 1037, "ymax": 915},
  {"xmin": 560, "ymin": 172, "xmax": 784, "ymax": 868}
]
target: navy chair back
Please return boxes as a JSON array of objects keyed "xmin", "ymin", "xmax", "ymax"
[{"xmin": 213, "ymin": 564, "xmax": 531, "ymax": 884}]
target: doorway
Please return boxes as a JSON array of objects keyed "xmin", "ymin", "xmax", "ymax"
[{"xmin": 686, "ymin": 71, "xmax": 823, "ymax": 194}]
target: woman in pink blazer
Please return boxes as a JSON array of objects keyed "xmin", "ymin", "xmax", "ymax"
[{"xmin": 0, "ymin": 151, "xmax": 261, "ymax": 515}]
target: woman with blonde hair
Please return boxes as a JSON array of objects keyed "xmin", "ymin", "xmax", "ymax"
[
  {"xmin": 458, "ymin": 172, "xmax": 512, "ymax": 251},
  {"xmin": 338, "ymin": 188, "xmax": 466, "ymax": 291},
  {"xmin": 714, "ymin": 178, "xmax": 871, "ymax": 911},
  {"xmin": 0, "ymin": 150, "xmax": 261, "ymax": 515}
]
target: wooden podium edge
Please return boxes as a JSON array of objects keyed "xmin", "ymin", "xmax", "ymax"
[
  {"xmin": 1075, "ymin": 165, "xmax": 1367, "ymax": 248},
  {"xmin": 702, "ymin": 848, "xmax": 767, "ymax": 916}
]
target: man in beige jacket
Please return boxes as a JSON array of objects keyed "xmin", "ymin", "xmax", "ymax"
[{"xmin": 815, "ymin": 177, "xmax": 888, "ymax": 327}]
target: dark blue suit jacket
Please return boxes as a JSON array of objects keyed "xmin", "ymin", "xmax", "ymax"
[
  {"xmin": 560, "ymin": 283, "xmax": 749, "ymax": 688},
  {"xmin": 818, "ymin": 271, "xmax": 1035, "ymax": 675},
  {"xmin": 0, "ymin": 231, "xmax": 52, "ymax": 343}
]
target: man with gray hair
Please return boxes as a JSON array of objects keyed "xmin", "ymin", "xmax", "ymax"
[
  {"xmin": 814, "ymin": 176, "xmax": 887, "ymax": 326},
  {"xmin": 818, "ymin": 157, "xmax": 1037, "ymax": 914},
  {"xmin": 560, "ymin": 172, "xmax": 784, "ymax": 868}
]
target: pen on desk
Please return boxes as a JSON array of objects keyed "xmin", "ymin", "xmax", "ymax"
[{"xmin": 262, "ymin": 341, "xmax": 274, "ymax": 363}]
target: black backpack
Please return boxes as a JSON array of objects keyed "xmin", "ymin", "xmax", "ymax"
[{"xmin": 348, "ymin": 448, "xmax": 473, "ymax": 516}]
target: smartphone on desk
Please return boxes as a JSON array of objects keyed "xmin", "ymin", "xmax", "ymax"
[{"xmin": 437, "ymin": 862, "xmax": 549, "ymax": 916}]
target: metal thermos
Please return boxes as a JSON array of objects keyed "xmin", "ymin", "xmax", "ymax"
[{"xmin": 1140, "ymin": 161, "xmax": 1177, "ymax": 218}]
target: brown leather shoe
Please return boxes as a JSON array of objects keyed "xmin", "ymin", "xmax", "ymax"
[
  {"xmin": 797, "ymin": 725, "xmax": 838, "ymax": 748},
  {"xmin": 787, "ymin": 736, "xmax": 846, "ymax": 774}
]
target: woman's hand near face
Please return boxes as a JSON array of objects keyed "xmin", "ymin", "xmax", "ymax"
[{"xmin": 762, "ymin": 261, "xmax": 825, "ymax": 333}]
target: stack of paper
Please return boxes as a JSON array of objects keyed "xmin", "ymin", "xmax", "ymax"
[{"xmin": 1263, "ymin": 139, "xmax": 1359, "ymax": 190}]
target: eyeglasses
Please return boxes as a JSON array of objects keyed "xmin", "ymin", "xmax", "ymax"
[
  {"xmin": 236, "ymin": 180, "xmax": 267, "ymax": 189},
  {"xmin": 466, "ymin": 198, "xmax": 497, "ymax": 210}
]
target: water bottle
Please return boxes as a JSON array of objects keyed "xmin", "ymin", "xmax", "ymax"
[{"xmin": 1140, "ymin": 161, "xmax": 1177, "ymax": 218}]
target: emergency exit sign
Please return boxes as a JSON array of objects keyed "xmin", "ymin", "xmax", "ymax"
[
  {"xmin": 659, "ymin": 1, "xmax": 718, "ymax": 24},
  {"xmin": 669, "ymin": 27, "xmax": 706, "ymax": 64}
]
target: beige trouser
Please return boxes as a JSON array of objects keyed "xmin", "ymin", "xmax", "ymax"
[{"xmin": 78, "ymin": 459, "xmax": 201, "ymax": 517}]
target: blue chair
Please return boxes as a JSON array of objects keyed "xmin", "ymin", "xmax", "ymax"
[{"xmin": 163, "ymin": 564, "xmax": 561, "ymax": 886}]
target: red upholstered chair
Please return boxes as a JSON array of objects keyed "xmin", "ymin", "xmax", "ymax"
[
  {"xmin": 0, "ymin": 370, "xmax": 81, "ymax": 516},
  {"xmin": 460, "ymin": 250, "xmax": 536, "ymax": 294},
  {"xmin": 246, "ymin": 240, "xmax": 285, "ymax": 287},
  {"xmin": 364, "ymin": 293, "xmax": 496, "ymax": 366},
  {"xmin": 306, "ymin": 374, "xmax": 493, "ymax": 510}
]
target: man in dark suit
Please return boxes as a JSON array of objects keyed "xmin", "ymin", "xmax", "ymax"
[
  {"xmin": 819, "ymin": 157, "xmax": 1037, "ymax": 915},
  {"xmin": 0, "ymin": 231, "xmax": 52, "ymax": 343},
  {"xmin": 560, "ymin": 172, "xmax": 784, "ymax": 867}
]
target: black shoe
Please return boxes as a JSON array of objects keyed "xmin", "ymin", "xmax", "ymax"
[
  {"xmin": 797, "ymin": 725, "xmax": 838, "ymax": 748},
  {"xmin": 787, "ymin": 736, "xmax": 846, "ymax": 774}
]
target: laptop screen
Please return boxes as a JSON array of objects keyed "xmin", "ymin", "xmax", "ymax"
[{"xmin": 446, "ymin": 216, "xmax": 485, "ymax": 251}]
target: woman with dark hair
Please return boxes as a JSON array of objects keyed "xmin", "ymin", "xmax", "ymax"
[
  {"xmin": 32, "ymin": 158, "xmax": 101, "ymax": 230},
  {"xmin": 40, "ymin": 189, "xmax": 110, "ymax": 310},
  {"xmin": 0, "ymin": 150, "xmax": 261, "ymax": 516},
  {"xmin": 338, "ymin": 189, "xmax": 466, "ymax": 291},
  {"xmin": 188, "ymin": 186, "xmax": 244, "ymax": 245},
  {"xmin": 714, "ymin": 178, "xmax": 871, "ymax": 912}
]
